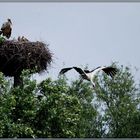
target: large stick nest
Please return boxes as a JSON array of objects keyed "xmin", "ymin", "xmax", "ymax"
[{"xmin": 0, "ymin": 40, "xmax": 52, "ymax": 76}]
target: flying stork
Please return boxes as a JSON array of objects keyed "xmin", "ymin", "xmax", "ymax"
[
  {"xmin": 0, "ymin": 18, "xmax": 12, "ymax": 39},
  {"xmin": 59, "ymin": 66, "xmax": 118, "ymax": 87}
]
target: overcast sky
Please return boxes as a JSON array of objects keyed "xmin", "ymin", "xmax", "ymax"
[{"xmin": 0, "ymin": 2, "xmax": 140, "ymax": 83}]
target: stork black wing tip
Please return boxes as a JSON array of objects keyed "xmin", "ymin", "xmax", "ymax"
[
  {"xmin": 59, "ymin": 67, "xmax": 73, "ymax": 75},
  {"xmin": 59, "ymin": 69, "xmax": 65, "ymax": 75},
  {"xmin": 73, "ymin": 66, "xmax": 77, "ymax": 69}
]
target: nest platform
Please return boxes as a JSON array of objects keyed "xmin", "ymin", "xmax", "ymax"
[{"xmin": 0, "ymin": 40, "xmax": 52, "ymax": 77}]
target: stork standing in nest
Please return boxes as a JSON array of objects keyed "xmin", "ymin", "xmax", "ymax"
[
  {"xmin": 0, "ymin": 18, "xmax": 12, "ymax": 39},
  {"xmin": 18, "ymin": 36, "xmax": 29, "ymax": 42},
  {"xmin": 59, "ymin": 66, "xmax": 118, "ymax": 88}
]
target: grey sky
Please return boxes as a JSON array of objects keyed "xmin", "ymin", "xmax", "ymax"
[{"xmin": 0, "ymin": 3, "xmax": 140, "ymax": 82}]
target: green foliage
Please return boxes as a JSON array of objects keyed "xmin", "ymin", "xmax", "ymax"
[
  {"xmin": 34, "ymin": 77, "xmax": 82, "ymax": 137},
  {"xmin": 0, "ymin": 36, "xmax": 5, "ymax": 44},
  {"xmin": 0, "ymin": 63, "xmax": 140, "ymax": 138},
  {"xmin": 69, "ymin": 79, "xmax": 100, "ymax": 137},
  {"xmin": 93, "ymin": 63, "xmax": 140, "ymax": 137},
  {"xmin": 0, "ymin": 70, "xmax": 97, "ymax": 138}
]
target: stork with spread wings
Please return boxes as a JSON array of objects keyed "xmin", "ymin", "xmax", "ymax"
[{"xmin": 59, "ymin": 66, "xmax": 118, "ymax": 88}]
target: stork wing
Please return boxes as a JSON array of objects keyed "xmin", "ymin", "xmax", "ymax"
[
  {"xmin": 102, "ymin": 67, "xmax": 118, "ymax": 78},
  {"xmin": 59, "ymin": 67, "xmax": 73, "ymax": 75},
  {"xmin": 73, "ymin": 67, "xmax": 85, "ymax": 75},
  {"xmin": 73, "ymin": 67, "xmax": 88, "ymax": 79},
  {"xmin": 90, "ymin": 66, "xmax": 118, "ymax": 78},
  {"xmin": 91, "ymin": 66, "xmax": 102, "ymax": 72}
]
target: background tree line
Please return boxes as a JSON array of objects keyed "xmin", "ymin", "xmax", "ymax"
[{"xmin": 0, "ymin": 63, "xmax": 140, "ymax": 138}]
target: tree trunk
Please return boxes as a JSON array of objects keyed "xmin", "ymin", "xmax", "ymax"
[{"xmin": 14, "ymin": 74, "xmax": 23, "ymax": 87}]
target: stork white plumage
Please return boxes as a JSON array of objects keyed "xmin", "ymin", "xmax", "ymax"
[{"xmin": 59, "ymin": 66, "xmax": 118, "ymax": 87}]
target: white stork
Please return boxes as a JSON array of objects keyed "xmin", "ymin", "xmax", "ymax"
[
  {"xmin": 0, "ymin": 18, "xmax": 12, "ymax": 39},
  {"xmin": 59, "ymin": 66, "xmax": 118, "ymax": 87}
]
